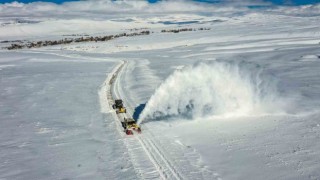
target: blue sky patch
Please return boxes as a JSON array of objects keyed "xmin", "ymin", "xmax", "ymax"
[{"xmin": 0, "ymin": 0, "xmax": 319, "ymax": 5}]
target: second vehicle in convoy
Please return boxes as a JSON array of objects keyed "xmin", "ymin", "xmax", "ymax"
[{"xmin": 122, "ymin": 118, "xmax": 142, "ymax": 135}]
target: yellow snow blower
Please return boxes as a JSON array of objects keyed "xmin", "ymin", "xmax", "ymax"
[{"xmin": 121, "ymin": 118, "xmax": 141, "ymax": 135}]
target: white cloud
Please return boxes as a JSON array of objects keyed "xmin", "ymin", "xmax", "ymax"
[
  {"xmin": 267, "ymin": 4, "xmax": 320, "ymax": 16},
  {"xmin": 0, "ymin": 0, "xmax": 251, "ymax": 18},
  {"xmin": 0, "ymin": 0, "xmax": 319, "ymax": 18},
  {"xmin": 214, "ymin": 0, "xmax": 271, "ymax": 6}
]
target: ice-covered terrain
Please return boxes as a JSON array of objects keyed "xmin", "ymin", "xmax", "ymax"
[{"xmin": 1, "ymin": 1, "xmax": 320, "ymax": 179}]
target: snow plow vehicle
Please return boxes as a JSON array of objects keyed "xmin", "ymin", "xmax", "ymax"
[
  {"xmin": 121, "ymin": 118, "xmax": 141, "ymax": 135},
  {"xmin": 112, "ymin": 99, "xmax": 126, "ymax": 114}
]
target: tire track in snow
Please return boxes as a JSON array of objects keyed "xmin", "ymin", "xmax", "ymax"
[
  {"xmin": 105, "ymin": 60, "xmax": 184, "ymax": 180},
  {"xmin": 103, "ymin": 61, "xmax": 161, "ymax": 180},
  {"xmin": 117, "ymin": 66, "xmax": 182, "ymax": 180}
]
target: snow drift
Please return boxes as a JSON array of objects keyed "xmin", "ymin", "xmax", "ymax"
[{"xmin": 138, "ymin": 61, "xmax": 289, "ymax": 124}]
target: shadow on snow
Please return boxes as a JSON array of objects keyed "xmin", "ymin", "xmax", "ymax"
[{"xmin": 133, "ymin": 103, "xmax": 146, "ymax": 121}]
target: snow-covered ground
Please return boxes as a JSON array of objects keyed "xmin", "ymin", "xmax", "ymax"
[{"xmin": 1, "ymin": 2, "xmax": 320, "ymax": 179}]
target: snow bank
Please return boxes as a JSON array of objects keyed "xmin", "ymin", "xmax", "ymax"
[{"xmin": 138, "ymin": 60, "xmax": 289, "ymax": 123}]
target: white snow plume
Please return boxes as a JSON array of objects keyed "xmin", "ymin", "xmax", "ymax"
[{"xmin": 138, "ymin": 61, "xmax": 289, "ymax": 124}]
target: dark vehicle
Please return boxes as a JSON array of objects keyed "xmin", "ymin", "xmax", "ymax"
[
  {"xmin": 112, "ymin": 99, "xmax": 123, "ymax": 109},
  {"xmin": 112, "ymin": 99, "xmax": 126, "ymax": 114}
]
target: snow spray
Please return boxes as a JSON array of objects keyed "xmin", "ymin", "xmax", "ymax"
[{"xmin": 138, "ymin": 61, "xmax": 289, "ymax": 124}]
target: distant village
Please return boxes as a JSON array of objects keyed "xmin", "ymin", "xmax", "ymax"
[{"xmin": 4, "ymin": 28, "xmax": 210, "ymax": 50}]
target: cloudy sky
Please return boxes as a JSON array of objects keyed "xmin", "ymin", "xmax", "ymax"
[
  {"xmin": 0, "ymin": 0, "xmax": 319, "ymax": 18},
  {"xmin": 0, "ymin": 0, "xmax": 319, "ymax": 5}
]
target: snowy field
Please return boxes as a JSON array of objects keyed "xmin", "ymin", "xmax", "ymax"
[{"xmin": 1, "ymin": 1, "xmax": 320, "ymax": 180}]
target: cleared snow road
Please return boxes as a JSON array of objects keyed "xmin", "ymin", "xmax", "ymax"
[{"xmin": 101, "ymin": 61, "xmax": 183, "ymax": 180}]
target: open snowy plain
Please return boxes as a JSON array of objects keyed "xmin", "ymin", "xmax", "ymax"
[{"xmin": 1, "ymin": 1, "xmax": 320, "ymax": 180}]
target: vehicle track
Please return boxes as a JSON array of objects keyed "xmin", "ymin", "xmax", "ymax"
[{"xmin": 107, "ymin": 61, "xmax": 184, "ymax": 180}]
